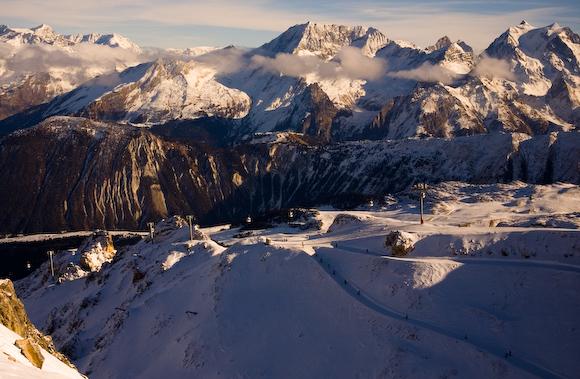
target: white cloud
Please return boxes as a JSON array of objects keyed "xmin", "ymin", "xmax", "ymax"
[
  {"xmin": 251, "ymin": 47, "xmax": 386, "ymax": 81},
  {"xmin": 0, "ymin": 42, "xmax": 143, "ymax": 85},
  {"xmin": 471, "ymin": 56, "xmax": 516, "ymax": 81},
  {"xmin": 336, "ymin": 47, "xmax": 386, "ymax": 80},
  {"xmin": 389, "ymin": 62, "xmax": 460, "ymax": 85}
]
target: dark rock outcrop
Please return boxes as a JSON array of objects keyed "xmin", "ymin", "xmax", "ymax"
[
  {"xmin": 15, "ymin": 337, "xmax": 45, "ymax": 368},
  {"xmin": 0, "ymin": 279, "xmax": 75, "ymax": 368},
  {"xmin": 274, "ymin": 83, "xmax": 338, "ymax": 142}
]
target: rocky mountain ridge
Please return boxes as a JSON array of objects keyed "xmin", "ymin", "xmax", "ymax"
[{"xmin": 0, "ymin": 116, "xmax": 577, "ymax": 234}]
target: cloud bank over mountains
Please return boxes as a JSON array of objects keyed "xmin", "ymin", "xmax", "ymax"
[
  {"xmin": 0, "ymin": 38, "xmax": 517, "ymax": 89},
  {"xmin": 252, "ymin": 46, "xmax": 387, "ymax": 81}
]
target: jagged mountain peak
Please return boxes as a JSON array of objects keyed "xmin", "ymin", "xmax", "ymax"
[
  {"xmin": 428, "ymin": 36, "xmax": 453, "ymax": 51},
  {"xmin": 92, "ymin": 33, "xmax": 141, "ymax": 51},
  {"xmin": 484, "ymin": 21, "xmax": 579, "ymax": 90},
  {"xmin": 0, "ymin": 23, "xmax": 72, "ymax": 47},
  {"xmin": 259, "ymin": 22, "xmax": 388, "ymax": 59},
  {"xmin": 0, "ymin": 23, "xmax": 140, "ymax": 52},
  {"xmin": 487, "ymin": 21, "xmax": 537, "ymax": 53},
  {"xmin": 30, "ymin": 23, "xmax": 54, "ymax": 33},
  {"xmin": 457, "ymin": 40, "xmax": 474, "ymax": 53},
  {"xmin": 485, "ymin": 21, "xmax": 576, "ymax": 57},
  {"xmin": 351, "ymin": 26, "xmax": 390, "ymax": 57},
  {"xmin": 427, "ymin": 36, "xmax": 473, "ymax": 55}
]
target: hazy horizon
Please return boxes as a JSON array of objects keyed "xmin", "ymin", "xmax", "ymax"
[{"xmin": 2, "ymin": 0, "xmax": 579, "ymax": 50}]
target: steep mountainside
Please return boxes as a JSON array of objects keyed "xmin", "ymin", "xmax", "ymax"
[
  {"xmin": 0, "ymin": 117, "xmax": 577, "ymax": 233},
  {"xmin": 51, "ymin": 59, "xmax": 251, "ymax": 123},
  {"xmin": 0, "ymin": 73, "xmax": 65, "ymax": 120}
]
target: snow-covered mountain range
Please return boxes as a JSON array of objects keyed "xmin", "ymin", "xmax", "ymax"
[
  {"xmin": 0, "ymin": 24, "xmax": 144, "ymax": 120},
  {"xmin": 0, "ymin": 24, "xmax": 140, "ymax": 51},
  {"xmin": 0, "ymin": 20, "xmax": 577, "ymax": 142}
]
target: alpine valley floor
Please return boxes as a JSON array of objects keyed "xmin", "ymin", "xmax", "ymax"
[{"xmin": 11, "ymin": 181, "xmax": 580, "ymax": 379}]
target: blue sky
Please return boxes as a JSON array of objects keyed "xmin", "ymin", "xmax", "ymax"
[{"xmin": 2, "ymin": 0, "xmax": 579, "ymax": 50}]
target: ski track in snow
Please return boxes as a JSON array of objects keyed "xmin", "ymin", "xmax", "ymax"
[
  {"xmin": 311, "ymin": 247, "xmax": 565, "ymax": 379},
  {"xmin": 334, "ymin": 243, "xmax": 580, "ymax": 275}
]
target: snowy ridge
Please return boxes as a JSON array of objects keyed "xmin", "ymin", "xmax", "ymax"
[
  {"xmin": 14, "ymin": 182, "xmax": 580, "ymax": 378},
  {"xmin": 258, "ymin": 22, "xmax": 389, "ymax": 59},
  {"xmin": 485, "ymin": 21, "xmax": 579, "ymax": 95},
  {"xmin": 44, "ymin": 59, "xmax": 251, "ymax": 123},
  {"xmin": 0, "ymin": 24, "xmax": 140, "ymax": 52}
]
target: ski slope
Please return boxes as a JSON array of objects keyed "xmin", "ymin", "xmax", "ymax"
[{"xmin": 14, "ymin": 182, "xmax": 580, "ymax": 378}]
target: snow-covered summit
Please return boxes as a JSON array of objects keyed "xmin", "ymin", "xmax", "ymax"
[
  {"xmin": 259, "ymin": 22, "xmax": 389, "ymax": 59},
  {"xmin": 67, "ymin": 32, "xmax": 141, "ymax": 52},
  {"xmin": 44, "ymin": 58, "xmax": 252, "ymax": 123},
  {"xmin": 426, "ymin": 36, "xmax": 453, "ymax": 52},
  {"xmin": 0, "ymin": 24, "xmax": 73, "ymax": 47},
  {"xmin": 29, "ymin": 24, "xmax": 58, "ymax": 38},
  {"xmin": 484, "ymin": 21, "xmax": 579, "ymax": 95},
  {"xmin": 0, "ymin": 23, "xmax": 140, "ymax": 52}
]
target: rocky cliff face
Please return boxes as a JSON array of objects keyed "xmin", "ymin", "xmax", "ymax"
[
  {"xmin": 0, "ymin": 279, "xmax": 76, "ymax": 368},
  {"xmin": 0, "ymin": 117, "xmax": 246, "ymax": 233},
  {"xmin": 272, "ymin": 83, "xmax": 339, "ymax": 142},
  {"xmin": 0, "ymin": 117, "xmax": 577, "ymax": 234}
]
